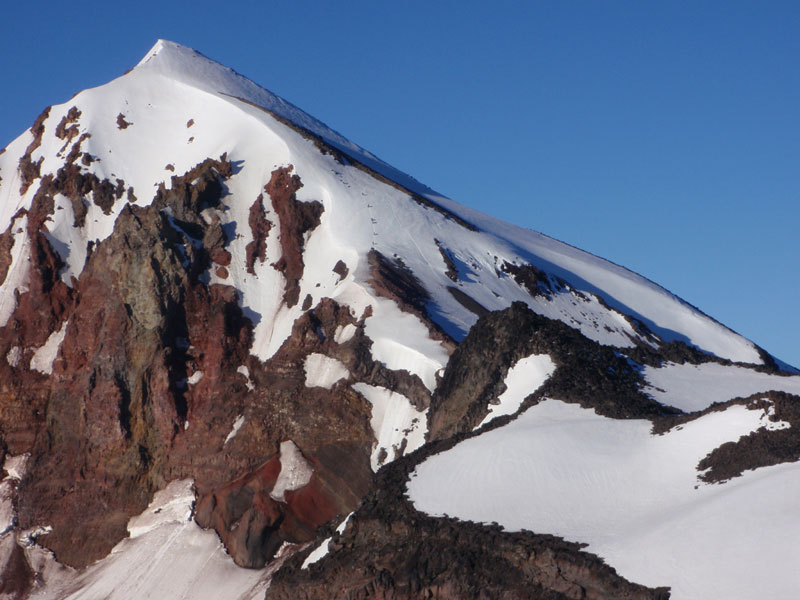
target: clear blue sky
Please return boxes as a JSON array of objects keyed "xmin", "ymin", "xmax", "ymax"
[{"xmin": 2, "ymin": 1, "xmax": 798, "ymax": 367}]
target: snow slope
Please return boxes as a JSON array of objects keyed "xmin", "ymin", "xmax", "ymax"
[
  {"xmin": 0, "ymin": 39, "xmax": 767, "ymax": 368},
  {"xmin": 408, "ymin": 398, "xmax": 800, "ymax": 600},
  {"xmin": 643, "ymin": 361, "xmax": 800, "ymax": 412},
  {"xmin": 477, "ymin": 353, "xmax": 555, "ymax": 427},
  {"xmin": 28, "ymin": 481, "xmax": 275, "ymax": 600}
]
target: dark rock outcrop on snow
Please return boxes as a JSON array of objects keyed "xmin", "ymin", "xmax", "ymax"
[{"xmin": 428, "ymin": 302, "xmax": 675, "ymax": 442}]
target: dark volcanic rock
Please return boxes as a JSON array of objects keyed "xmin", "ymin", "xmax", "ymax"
[
  {"xmin": 428, "ymin": 302, "xmax": 673, "ymax": 443},
  {"xmin": 696, "ymin": 391, "xmax": 800, "ymax": 483}
]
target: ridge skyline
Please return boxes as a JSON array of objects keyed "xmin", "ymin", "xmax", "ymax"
[{"xmin": 2, "ymin": 3, "xmax": 798, "ymax": 367}]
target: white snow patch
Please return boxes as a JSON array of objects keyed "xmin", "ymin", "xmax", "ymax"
[
  {"xmin": 408, "ymin": 398, "xmax": 800, "ymax": 600},
  {"xmin": 643, "ymin": 362, "xmax": 800, "ymax": 412},
  {"xmin": 759, "ymin": 402, "xmax": 791, "ymax": 431},
  {"xmin": 333, "ymin": 323, "xmax": 357, "ymax": 344},
  {"xmin": 6, "ymin": 346, "xmax": 22, "ymax": 368},
  {"xmin": 19, "ymin": 525, "xmax": 53, "ymax": 548},
  {"xmin": 0, "ymin": 215, "xmax": 31, "ymax": 327},
  {"xmin": 303, "ymin": 353, "xmax": 350, "ymax": 389},
  {"xmin": 237, "ymin": 365, "xmax": 255, "ymax": 391},
  {"xmin": 3, "ymin": 454, "xmax": 29, "ymax": 481},
  {"xmin": 126, "ymin": 480, "xmax": 194, "ymax": 539},
  {"xmin": 364, "ymin": 300, "xmax": 450, "ymax": 392},
  {"xmin": 478, "ymin": 353, "xmax": 556, "ymax": 427},
  {"xmin": 269, "ymin": 440, "xmax": 314, "ymax": 502},
  {"xmin": 0, "ymin": 480, "xmax": 15, "ymax": 536},
  {"xmin": 224, "ymin": 415, "xmax": 245, "ymax": 446},
  {"xmin": 29, "ymin": 321, "xmax": 68, "ymax": 375},
  {"xmin": 352, "ymin": 383, "xmax": 427, "ymax": 471},
  {"xmin": 187, "ymin": 370, "xmax": 204, "ymax": 385},
  {"xmin": 0, "ymin": 455, "xmax": 28, "ymax": 536},
  {"xmin": 301, "ymin": 512, "xmax": 353, "ymax": 569}
]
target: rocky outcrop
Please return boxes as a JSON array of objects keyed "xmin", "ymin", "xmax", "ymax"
[
  {"xmin": 195, "ymin": 440, "xmax": 370, "ymax": 569},
  {"xmin": 0, "ymin": 152, "xmax": 437, "ymax": 570},
  {"xmin": 695, "ymin": 391, "xmax": 800, "ymax": 483},
  {"xmin": 428, "ymin": 302, "xmax": 673, "ymax": 442},
  {"xmin": 54, "ymin": 106, "xmax": 82, "ymax": 154},
  {"xmin": 265, "ymin": 166, "xmax": 323, "ymax": 307},
  {"xmin": 245, "ymin": 193, "xmax": 271, "ymax": 274},
  {"xmin": 17, "ymin": 106, "xmax": 50, "ymax": 195},
  {"xmin": 0, "ymin": 216, "xmax": 18, "ymax": 287},
  {"xmin": 2, "ymin": 156, "xmax": 257, "ymax": 567}
]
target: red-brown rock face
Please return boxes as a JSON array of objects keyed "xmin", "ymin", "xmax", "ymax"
[
  {"xmin": 0, "ymin": 154, "xmax": 411, "ymax": 571},
  {"xmin": 265, "ymin": 166, "xmax": 323, "ymax": 307}
]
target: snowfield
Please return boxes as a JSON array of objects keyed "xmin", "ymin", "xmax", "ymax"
[
  {"xmin": 352, "ymin": 383, "xmax": 427, "ymax": 471},
  {"xmin": 408, "ymin": 398, "xmax": 800, "ymax": 600},
  {"xmin": 643, "ymin": 361, "xmax": 800, "ymax": 412}
]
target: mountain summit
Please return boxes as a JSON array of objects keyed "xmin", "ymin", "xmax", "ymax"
[{"xmin": 1, "ymin": 40, "xmax": 799, "ymax": 600}]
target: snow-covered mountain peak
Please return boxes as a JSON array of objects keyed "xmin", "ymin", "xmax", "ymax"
[
  {"xmin": 131, "ymin": 39, "xmax": 412, "ymax": 193},
  {"xmin": 1, "ymin": 40, "xmax": 799, "ymax": 600}
]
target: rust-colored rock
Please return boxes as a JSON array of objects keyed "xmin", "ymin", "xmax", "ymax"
[
  {"xmin": 17, "ymin": 107, "xmax": 51, "ymax": 195},
  {"xmin": 264, "ymin": 166, "xmax": 323, "ymax": 307},
  {"xmin": 195, "ymin": 440, "xmax": 367, "ymax": 569},
  {"xmin": 116, "ymin": 113, "xmax": 132, "ymax": 129},
  {"xmin": 55, "ymin": 106, "xmax": 82, "ymax": 156},
  {"xmin": 245, "ymin": 193, "xmax": 271, "ymax": 274}
]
